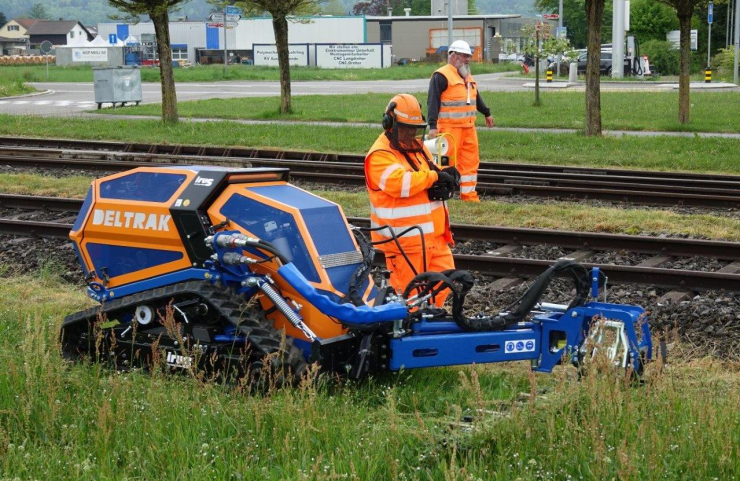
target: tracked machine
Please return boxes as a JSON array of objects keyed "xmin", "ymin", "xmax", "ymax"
[{"xmin": 62, "ymin": 166, "xmax": 654, "ymax": 383}]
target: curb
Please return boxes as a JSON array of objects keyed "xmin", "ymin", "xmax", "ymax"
[{"xmin": 0, "ymin": 89, "xmax": 55, "ymax": 101}]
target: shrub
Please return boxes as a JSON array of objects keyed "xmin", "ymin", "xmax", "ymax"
[{"xmin": 642, "ymin": 39, "xmax": 706, "ymax": 76}]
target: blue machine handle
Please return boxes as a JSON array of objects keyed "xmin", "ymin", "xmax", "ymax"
[{"xmin": 591, "ymin": 267, "xmax": 600, "ymax": 298}]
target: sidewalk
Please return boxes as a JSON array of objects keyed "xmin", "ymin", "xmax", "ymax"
[{"xmin": 81, "ymin": 112, "xmax": 740, "ymax": 139}]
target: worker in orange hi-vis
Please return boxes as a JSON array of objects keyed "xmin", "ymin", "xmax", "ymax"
[
  {"xmin": 427, "ymin": 40, "xmax": 495, "ymax": 203},
  {"xmin": 365, "ymin": 94, "xmax": 460, "ymax": 307}
]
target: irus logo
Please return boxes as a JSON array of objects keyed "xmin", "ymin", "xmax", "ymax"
[
  {"xmin": 166, "ymin": 352, "xmax": 193, "ymax": 369},
  {"xmin": 92, "ymin": 209, "xmax": 171, "ymax": 231},
  {"xmin": 194, "ymin": 176, "xmax": 214, "ymax": 187}
]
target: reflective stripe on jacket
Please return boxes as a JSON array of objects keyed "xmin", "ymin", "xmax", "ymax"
[
  {"xmin": 435, "ymin": 64, "xmax": 477, "ymax": 128},
  {"xmin": 365, "ymin": 132, "xmax": 452, "ymax": 253}
]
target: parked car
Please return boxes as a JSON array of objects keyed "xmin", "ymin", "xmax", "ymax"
[{"xmin": 548, "ymin": 50, "xmax": 628, "ymax": 76}]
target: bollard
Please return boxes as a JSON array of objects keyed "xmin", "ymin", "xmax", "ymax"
[
  {"xmin": 705, "ymin": 68, "xmax": 712, "ymax": 83},
  {"xmin": 546, "ymin": 69, "xmax": 553, "ymax": 83},
  {"xmin": 569, "ymin": 62, "xmax": 578, "ymax": 83}
]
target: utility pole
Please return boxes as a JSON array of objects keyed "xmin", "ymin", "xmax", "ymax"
[
  {"xmin": 612, "ymin": 0, "xmax": 625, "ymax": 78},
  {"xmin": 707, "ymin": 1, "xmax": 713, "ymax": 69},
  {"xmin": 735, "ymin": 0, "xmax": 739, "ymax": 84},
  {"xmin": 223, "ymin": 4, "xmax": 229, "ymax": 75},
  {"xmin": 556, "ymin": 0, "xmax": 563, "ymax": 75},
  {"xmin": 447, "ymin": 0, "xmax": 453, "ymax": 45}
]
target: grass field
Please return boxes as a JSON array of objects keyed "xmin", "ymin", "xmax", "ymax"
[
  {"xmin": 105, "ymin": 90, "xmax": 740, "ymax": 133},
  {"xmin": 2, "ymin": 123, "xmax": 740, "ymax": 478},
  {"xmin": 0, "ymin": 77, "xmax": 36, "ymax": 98},
  {"xmin": 0, "ymin": 199, "xmax": 738, "ymax": 480},
  {"xmin": 0, "ymin": 63, "xmax": 520, "ymax": 84},
  {"xmin": 1, "ymin": 115, "xmax": 740, "ymax": 174}
]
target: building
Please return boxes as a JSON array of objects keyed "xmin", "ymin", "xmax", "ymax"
[
  {"xmin": 365, "ymin": 14, "xmax": 532, "ymax": 63},
  {"xmin": 26, "ymin": 20, "xmax": 93, "ymax": 49},
  {"xmin": 97, "ymin": 14, "xmax": 536, "ymax": 66},
  {"xmin": 97, "ymin": 16, "xmax": 366, "ymax": 66},
  {"xmin": 0, "ymin": 18, "xmax": 38, "ymax": 55}
]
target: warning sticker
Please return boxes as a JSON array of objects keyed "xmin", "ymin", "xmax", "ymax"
[{"xmin": 505, "ymin": 339, "xmax": 536, "ymax": 354}]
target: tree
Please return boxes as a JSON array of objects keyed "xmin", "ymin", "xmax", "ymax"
[
  {"xmin": 319, "ymin": 0, "xmax": 347, "ymax": 15},
  {"xmin": 657, "ymin": 0, "xmax": 709, "ymax": 124},
  {"xmin": 0, "ymin": 12, "xmax": 7, "ymax": 27},
  {"xmin": 468, "ymin": 0, "xmax": 478, "ymax": 15},
  {"xmin": 584, "ymin": 0, "xmax": 606, "ymax": 136},
  {"xmin": 26, "ymin": 3, "xmax": 51, "ymax": 19},
  {"xmin": 108, "ymin": 0, "xmax": 187, "ymax": 123},
  {"xmin": 629, "ymin": 0, "xmax": 679, "ymax": 42},
  {"xmin": 535, "ymin": 0, "xmax": 613, "ymax": 49},
  {"xmin": 521, "ymin": 23, "xmax": 574, "ymax": 106},
  {"xmin": 353, "ymin": 0, "xmax": 389, "ymax": 15},
  {"xmin": 237, "ymin": 0, "xmax": 321, "ymax": 114}
]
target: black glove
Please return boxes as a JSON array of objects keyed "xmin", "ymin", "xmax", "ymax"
[
  {"xmin": 428, "ymin": 171, "xmax": 456, "ymax": 201},
  {"xmin": 442, "ymin": 166, "xmax": 461, "ymax": 185}
]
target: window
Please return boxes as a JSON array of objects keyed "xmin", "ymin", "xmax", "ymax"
[
  {"xmin": 172, "ymin": 47, "xmax": 188, "ymax": 60},
  {"xmin": 380, "ymin": 22, "xmax": 392, "ymax": 44},
  {"xmin": 70, "ymin": 31, "xmax": 75, "ymax": 38},
  {"xmin": 8, "ymin": 25, "xmax": 20, "ymax": 31}
]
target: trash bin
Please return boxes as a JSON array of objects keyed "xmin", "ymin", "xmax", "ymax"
[{"xmin": 93, "ymin": 66, "xmax": 142, "ymax": 109}]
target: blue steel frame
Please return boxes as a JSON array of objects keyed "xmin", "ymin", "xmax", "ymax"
[{"xmin": 389, "ymin": 302, "xmax": 651, "ymax": 373}]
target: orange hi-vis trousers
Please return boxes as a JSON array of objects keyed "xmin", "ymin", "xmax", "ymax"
[
  {"xmin": 439, "ymin": 125, "xmax": 480, "ymax": 202},
  {"xmin": 383, "ymin": 235, "xmax": 455, "ymax": 307}
]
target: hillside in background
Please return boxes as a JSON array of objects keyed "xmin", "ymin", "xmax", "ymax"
[{"xmin": 0, "ymin": 0, "xmax": 538, "ymax": 28}]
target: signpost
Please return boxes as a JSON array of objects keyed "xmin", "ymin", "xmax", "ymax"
[
  {"xmin": 543, "ymin": 13, "xmax": 559, "ymax": 19},
  {"xmin": 708, "ymin": 1, "xmax": 713, "ymax": 69},
  {"xmin": 220, "ymin": 6, "xmax": 241, "ymax": 73},
  {"xmin": 209, "ymin": 13, "xmax": 224, "ymax": 22},
  {"xmin": 40, "ymin": 40, "xmax": 52, "ymax": 80}
]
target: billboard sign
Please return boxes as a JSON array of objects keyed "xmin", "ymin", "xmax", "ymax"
[
  {"xmin": 73, "ymin": 48, "xmax": 108, "ymax": 62},
  {"xmin": 253, "ymin": 44, "xmax": 309, "ymax": 66},
  {"xmin": 315, "ymin": 44, "xmax": 384, "ymax": 69}
]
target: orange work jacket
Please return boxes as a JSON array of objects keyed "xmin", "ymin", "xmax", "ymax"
[
  {"xmin": 365, "ymin": 132, "xmax": 453, "ymax": 254},
  {"xmin": 435, "ymin": 63, "xmax": 478, "ymax": 128}
]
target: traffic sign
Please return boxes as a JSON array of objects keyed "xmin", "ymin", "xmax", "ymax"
[
  {"xmin": 225, "ymin": 5, "xmax": 241, "ymax": 15},
  {"xmin": 225, "ymin": 21, "xmax": 238, "ymax": 27},
  {"xmin": 207, "ymin": 22, "xmax": 224, "ymax": 28},
  {"xmin": 225, "ymin": 14, "xmax": 241, "ymax": 21},
  {"xmin": 543, "ymin": 13, "xmax": 559, "ymax": 20},
  {"xmin": 108, "ymin": 34, "xmax": 117, "ymax": 44},
  {"xmin": 39, "ymin": 40, "xmax": 53, "ymax": 54},
  {"xmin": 556, "ymin": 26, "xmax": 567, "ymax": 38},
  {"xmin": 535, "ymin": 22, "xmax": 542, "ymax": 31},
  {"xmin": 209, "ymin": 13, "xmax": 224, "ymax": 22}
]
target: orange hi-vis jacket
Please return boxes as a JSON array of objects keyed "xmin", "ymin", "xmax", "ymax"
[
  {"xmin": 365, "ymin": 132, "xmax": 453, "ymax": 254},
  {"xmin": 435, "ymin": 64, "xmax": 478, "ymax": 128}
]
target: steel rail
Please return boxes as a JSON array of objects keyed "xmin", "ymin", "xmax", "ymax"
[
  {"xmin": 3, "ymin": 217, "xmax": 740, "ymax": 292},
  {"xmin": 3, "ymin": 135, "xmax": 740, "ymax": 185},
  {"xmin": 3, "ymin": 194, "xmax": 740, "ymax": 260},
  {"xmin": 4, "ymin": 151, "xmax": 740, "ymax": 208}
]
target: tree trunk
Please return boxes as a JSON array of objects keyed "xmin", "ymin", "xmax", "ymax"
[
  {"xmin": 677, "ymin": 1, "xmax": 692, "ymax": 124},
  {"xmin": 151, "ymin": 8, "xmax": 178, "ymax": 123},
  {"xmin": 584, "ymin": 0, "xmax": 605, "ymax": 136},
  {"xmin": 273, "ymin": 15, "xmax": 292, "ymax": 114}
]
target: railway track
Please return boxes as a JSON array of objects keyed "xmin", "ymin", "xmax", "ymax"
[
  {"xmin": 3, "ymin": 136, "xmax": 740, "ymax": 208},
  {"xmin": 3, "ymin": 193, "xmax": 740, "ymax": 292}
]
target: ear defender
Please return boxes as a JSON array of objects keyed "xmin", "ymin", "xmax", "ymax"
[{"xmin": 382, "ymin": 101, "xmax": 397, "ymax": 130}]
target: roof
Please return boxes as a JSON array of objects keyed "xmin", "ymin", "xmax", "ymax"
[
  {"xmin": 13, "ymin": 19, "xmax": 39, "ymax": 29},
  {"xmin": 26, "ymin": 20, "xmax": 87, "ymax": 36},
  {"xmin": 365, "ymin": 14, "xmax": 521, "ymax": 21}
]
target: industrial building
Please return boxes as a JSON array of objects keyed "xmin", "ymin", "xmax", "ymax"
[{"xmin": 97, "ymin": 13, "xmax": 535, "ymax": 67}]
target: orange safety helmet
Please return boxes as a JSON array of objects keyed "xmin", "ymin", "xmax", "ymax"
[{"xmin": 382, "ymin": 93, "xmax": 427, "ymax": 130}]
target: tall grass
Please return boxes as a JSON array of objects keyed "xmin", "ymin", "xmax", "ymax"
[{"xmin": 0, "ymin": 273, "xmax": 739, "ymax": 480}]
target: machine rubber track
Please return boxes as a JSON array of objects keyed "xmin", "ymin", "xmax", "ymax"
[{"xmin": 61, "ymin": 280, "xmax": 308, "ymax": 386}]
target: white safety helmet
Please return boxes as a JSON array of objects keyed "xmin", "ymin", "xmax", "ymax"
[{"xmin": 448, "ymin": 40, "xmax": 472, "ymax": 56}]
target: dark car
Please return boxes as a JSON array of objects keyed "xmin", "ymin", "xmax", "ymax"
[{"xmin": 548, "ymin": 50, "xmax": 629, "ymax": 77}]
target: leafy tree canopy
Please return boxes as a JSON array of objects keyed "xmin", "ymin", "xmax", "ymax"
[{"xmin": 26, "ymin": 3, "xmax": 51, "ymax": 19}]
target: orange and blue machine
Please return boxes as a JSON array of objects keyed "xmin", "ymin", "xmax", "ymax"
[{"xmin": 64, "ymin": 166, "xmax": 654, "ymax": 379}]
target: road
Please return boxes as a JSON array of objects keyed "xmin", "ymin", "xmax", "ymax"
[{"xmin": 0, "ymin": 72, "xmax": 736, "ymax": 117}]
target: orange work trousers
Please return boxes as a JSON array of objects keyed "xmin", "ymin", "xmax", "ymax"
[
  {"xmin": 384, "ymin": 236, "xmax": 455, "ymax": 307},
  {"xmin": 439, "ymin": 125, "xmax": 480, "ymax": 202}
]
